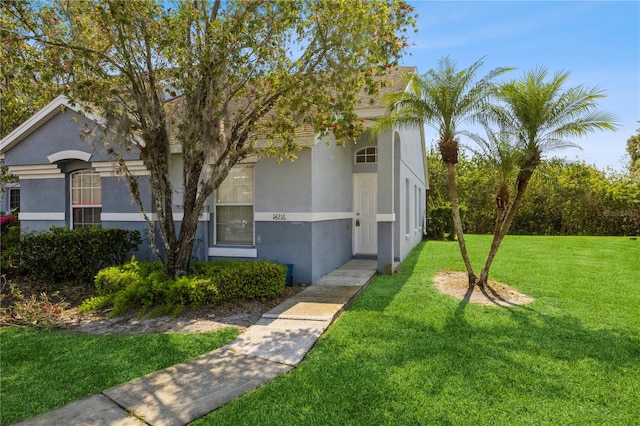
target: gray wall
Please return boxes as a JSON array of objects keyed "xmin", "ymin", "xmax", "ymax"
[
  {"xmin": 255, "ymin": 221, "xmax": 313, "ymax": 283},
  {"xmin": 4, "ymin": 110, "xmax": 137, "ymax": 166},
  {"xmin": 255, "ymin": 149, "xmax": 312, "ymax": 212},
  {"xmin": 396, "ymin": 126, "xmax": 426, "ymax": 261},
  {"xmin": 311, "ymin": 141, "xmax": 353, "ymax": 212},
  {"xmin": 102, "ymin": 175, "xmax": 153, "ymax": 214}
]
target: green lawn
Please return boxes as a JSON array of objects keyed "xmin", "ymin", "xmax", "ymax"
[
  {"xmin": 194, "ymin": 235, "xmax": 640, "ymax": 425},
  {"xmin": 0, "ymin": 327, "xmax": 238, "ymax": 424}
]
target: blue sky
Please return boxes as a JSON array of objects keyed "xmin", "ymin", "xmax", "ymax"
[{"xmin": 399, "ymin": 1, "xmax": 640, "ymax": 172}]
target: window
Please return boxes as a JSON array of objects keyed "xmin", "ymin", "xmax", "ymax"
[
  {"xmin": 8, "ymin": 188, "xmax": 20, "ymax": 212},
  {"xmin": 216, "ymin": 165, "xmax": 254, "ymax": 245},
  {"xmin": 405, "ymin": 178, "xmax": 410, "ymax": 235},
  {"xmin": 355, "ymin": 146, "xmax": 377, "ymax": 164},
  {"xmin": 414, "ymin": 185, "xmax": 418, "ymax": 231},
  {"xmin": 418, "ymin": 188, "xmax": 422, "ymax": 231},
  {"xmin": 71, "ymin": 170, "xmax": 101, "ymax": 228}
]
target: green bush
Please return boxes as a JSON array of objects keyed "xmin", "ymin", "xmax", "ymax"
[
  {"xmin": 428, "ymin": 203, "xmax": 467, "ymax": 240},
  {"xmin": 82, "ymin": 259, "xmax": 287, "ymax": 317},
  {"xmin": 17, "ymin": 227, "xmax": 142, "ymax": 284},
  {"xmin": 0, "ymin": 221, "xmax": 21, "ymax": 277}
]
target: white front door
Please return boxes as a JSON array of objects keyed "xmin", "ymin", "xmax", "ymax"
[{"xmin": 353, "ymin": 173, "xmax": 377, "ymax": 255}]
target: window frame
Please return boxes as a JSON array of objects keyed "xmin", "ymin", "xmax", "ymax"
[
  {"xmin": 214, "ymin": 164, "xmax": 255, "ymax": 246},
  {"xmin": 70, "ymin": 170, "xmax": 102, "ymax": 229},
  {"xmin": 8, "ymin": 187, "xmax": 20, "ymax": 212},
  {"xmin": 354, "ymin": 146, "xmax": 378, "ymax": 164}
]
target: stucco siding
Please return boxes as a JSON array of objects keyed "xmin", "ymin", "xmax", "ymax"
[
  {"xmin": 254, "ymin": 221, "xmax": 313, "ymax": 283},
  {"xmin": 255, "ymin": 150, "xmax": 312, "ymax": 213},
  {"xmin": 311, "ymin": 140, "xmax": 353, "ymax": 212},
  {"xmin": 102, "ymin": 176, "xmax": 153, "ymax": 214},
  {"xmin": 311, "ymin": 218, "xmax": 353, "ymax": 281},
  {"xmin": 3, "ymin": 111, "xmax": 136, "ymax": 166},
  {"xmin": 20, "ymin": 179, "xmax": 66, "ymax": 213},
  {"xmin": 396, "ymin": 125, "xmax": 426, "ymax": 262}
]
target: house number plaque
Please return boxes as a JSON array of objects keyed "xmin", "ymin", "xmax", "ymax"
[{"xmin": 272, "ymin": 213, "xmax": 287, "ymax": 221}]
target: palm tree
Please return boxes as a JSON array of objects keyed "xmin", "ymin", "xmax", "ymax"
[
  {"xmin": 477, "ymin": 68, "xmax": 618, "ymax": 286},
  {"xmin": 378, "ymin": 57, "xmax": 512, "ymax": 285},
  {"xmin": 462, "ymin": 121, "xmax": 523, "ymax": 238}
]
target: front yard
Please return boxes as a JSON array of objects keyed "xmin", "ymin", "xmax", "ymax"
[
  {"xmin": 2, "ymin": 235, "xmax": 638, "ymax": 425},
  {"xmin": 195, "ymin": 235, "xmax": 640, "ymax": 425}
]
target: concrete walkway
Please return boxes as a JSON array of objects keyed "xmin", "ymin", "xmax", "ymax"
[{"xmin": 16, "ymin": 259, "xmax": 377, "ymax": 426}]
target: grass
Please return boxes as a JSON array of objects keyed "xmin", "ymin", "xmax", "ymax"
[
  {"xmin": 0, "ymin": 327, "xmax": 238, "ymax": 424},
  {"xmin": 194, "ymin": 235, "xmax": 640, "ymax": 425}
]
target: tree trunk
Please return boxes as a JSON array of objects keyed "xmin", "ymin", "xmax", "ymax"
[
  {"xmin": 445, "ymin": 161, "xmax": 476, "ymax": 285},
  {"xmin": 477, "ymin": 170, "xmax": 534, "ymax": 286}
]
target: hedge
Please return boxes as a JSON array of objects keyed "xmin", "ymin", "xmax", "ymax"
[{"xmin": 82, "ymin": 258, "xmax": 287, "ymax": 317}]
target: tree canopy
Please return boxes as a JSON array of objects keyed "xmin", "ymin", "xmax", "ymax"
[
  {"xmin": 626, "ymin": 124, "xmax": 640, "ymax": 175},
  {"xmin": 4, "ymin": 0, "xmax": 416, "ymax": 276}
]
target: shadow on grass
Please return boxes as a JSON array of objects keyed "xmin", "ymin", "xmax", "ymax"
[
  {"xmin": 269, "ymin": 243, "xmax": 640, "ymax": 424},
  {"xmin": 191, "ymin": 242, "xmax": 639, "ymax": 425}
]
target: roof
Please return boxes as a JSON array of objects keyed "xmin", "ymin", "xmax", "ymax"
[{"xmin": 0, "ymin": 67, "xmax": 417, "ymax": 153}]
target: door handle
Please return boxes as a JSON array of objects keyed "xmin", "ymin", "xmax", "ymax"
[{"xmin": 355, "ymin": 212, "xmax": 360, "ymax": 227}]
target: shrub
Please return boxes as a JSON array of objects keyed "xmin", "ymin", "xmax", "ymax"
[
  {"xmin": 0, "ymin": 217, "xmax": 21, "ymax": 276},
  {"xmin": 17, "ymin": 227, "xmax": 142, "ymax": 284},
  {"xmin": 82, "ymin": 259, "xmax": 287, "ymax": 317},
  {"xmin": 428, "ymin": 203, "xmax": 468, "ymax": 240}
]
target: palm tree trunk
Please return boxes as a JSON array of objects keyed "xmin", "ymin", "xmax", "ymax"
[
  {"xmin": 478, "ymin": 171, "xmax": 534, "ymax": 286},
  {"xmin": 445, "ymin": 161, "xmax": 477, "ymax": 285}
]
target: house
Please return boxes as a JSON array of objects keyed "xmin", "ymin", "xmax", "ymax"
[{"xmin": 0, "ymin": 67, "xmax": 427, "ymax": 284}]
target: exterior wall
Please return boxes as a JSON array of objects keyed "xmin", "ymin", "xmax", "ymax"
[
  {"xmin": 309, "ymin": 140, "xmax": 354, "ymax": 280},
  {"xmin": 210, "ymin": 150, "xmax": 314, "ymax": 282},
  {"xmin": 4, "ymin": 110, "xmax": 136, "ymax": 166},
  {"xmin": 311, "ymin": 139, "xmax": 353, "ymax": 212},
  {"xmin": 212, "ymin": 142, "xmax": 355, "ymax": 284},
  {"xmin": 2, "ymin": 108, "xmax": 155, "ymax": 244},
  {"xmin": 16, "ymin": 178, "xmax": 66, "ymax": 232},
  {"xmin": 2, "ymin": 94, "xmax": 427, "ymax": 283},
  {"xmin": 255, "ymin": 221, "xmax": 313, "ymax": 283},
  {"xmin": 255, "ymin": 149, "xmax": 312, "ymax": 212},
  {"xmin": 396, "ymin": 126, "xmax": 426, "ymax": 261}
]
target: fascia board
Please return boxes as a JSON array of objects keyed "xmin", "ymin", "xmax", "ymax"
[{"xmin": 355, "ymin": 108, "xmax": 388, "ymax": 119}]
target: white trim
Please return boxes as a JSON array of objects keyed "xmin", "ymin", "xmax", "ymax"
[
  {"xmin": 19, "ymin": 212, "xmax": 65, "ymax": 221},
  {"xmin": 101, "ymin": 212, "xmax": 210, "ymax": 222},
  {"xmin": 173, "ymin": 212, "xmax": 210, "ymax": 221},
  {"xmin": 8, "ymin": 164, "xmax": 63, "ymax": 179},
  {"xmin": 376, "ymin": 213, "xmax": 396, "ymax": 222},
  {"xmin": 93, "ymin": 160, "xmax": 150, "ymax": 176},
  {"xmin": 254, "ymin": 212, "xmax": 353, "ymax": 222},
  {"xmin": 209, "ymin": 247, "xmax": 257, "ymax": 258},
  {"xmin": 47, "ymin": 150, "xmax": 92, "ymax": 163},
  {"xmin": 101, "ymin": 213, "xmax": 158, "ymax": 222}
]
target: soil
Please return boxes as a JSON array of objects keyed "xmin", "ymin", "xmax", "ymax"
[
  {"xmin": 0, "ymin": 276, "xmax": 304, "ymax": 334},
  {"xmin": 1, "ymin": 271, "xmax": 532, "ymax": 333},
  {"xmin": 433, "ymin": 271, "xmax": 534, "ymax": 307}
]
